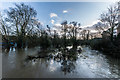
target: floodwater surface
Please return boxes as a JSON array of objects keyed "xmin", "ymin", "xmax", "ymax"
[{"xmin": 2, "ymin": 46, "xmax": 120, "ymax": 78}]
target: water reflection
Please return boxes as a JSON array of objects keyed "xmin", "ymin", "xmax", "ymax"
[
  {"xmin": 61, "ymin": 60, "xmax": 76, "ymax": 75},
  {"xmin": 2, "ymin": 46, "xmax": 120, "ymax": 78}
]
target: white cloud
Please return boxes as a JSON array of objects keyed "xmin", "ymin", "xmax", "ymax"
[
  {"xmin": 54, "ymin": 23, "xmax": 62, "ymax": 27},
  {"xmin": 50, "ymin": 13, "xmax": 58, "ymax": 18},
  {"xmin": 51, "ymin": 19, "xmax": 55, "ymax": 24},
  {"xmin": 81, "ymin": 20, "xmax": 109, "ymax": 33},
  {"xmin": 81, "ymin": 20, "xmax": 100, "ymax": 28},
  {"xmin": 63, "ymin": 10, "xmax": 68, "ymax": 13}
]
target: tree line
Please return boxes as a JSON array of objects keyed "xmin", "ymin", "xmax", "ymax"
[
  {"xmin": 0, "ymin": 2, "xmax": 120, "ymax": 56},
  {"xmin": 0, "ymin": 3, "xmax": 94, "ymax": 50}
]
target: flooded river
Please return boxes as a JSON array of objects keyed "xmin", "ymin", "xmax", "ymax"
[{"xmin": 2, "ymin": 46, "xmax": 120, "ymax": 78}]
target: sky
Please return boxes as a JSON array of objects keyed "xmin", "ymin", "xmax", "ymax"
[{"xmin": 0, "ymin": 2, "xmax": 118, "ymax": 28}]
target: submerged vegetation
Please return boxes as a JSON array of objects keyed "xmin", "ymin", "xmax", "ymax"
[
  {"xmin": 0, "ymin": 3, "xmax": 83, "ymax": 52},
  {"xmin": 1, "ymin": 2, "xmax": 120, "ymax": 78},
  {"xmin": 1, "ymin": 2, "xmax": 120, "ymax": 60}
]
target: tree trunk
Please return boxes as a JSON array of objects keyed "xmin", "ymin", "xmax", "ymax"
[{"xmin": 111, "ymin": 27, "xmax": 114, "ymax": 42}]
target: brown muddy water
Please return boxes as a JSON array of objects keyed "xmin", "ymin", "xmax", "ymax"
[{"xmin": 2, "ymin": 46, "xmax": 120, "ymax": 78}]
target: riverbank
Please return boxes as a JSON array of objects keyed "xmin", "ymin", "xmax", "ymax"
[{"xmin": 89, "ymin": 36, "xmax": 120, "ymax": 58}]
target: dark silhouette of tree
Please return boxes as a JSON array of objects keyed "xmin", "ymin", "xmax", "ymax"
[
  {"xmin": 70, "ymin": 21, "xmax": 79, "ymax": 49},
  {"xmin": 5, "ymin": 3, "xmax": 37, "ymax": 48},
  {"xmin": 100, "ymin": 5, "xmax": 118, "ymax": 41},
  {"xmin": 0, "ymin": 13, "xmax": 11, "ymax": 50},
  {"xmin": 0, "ymin": 13, "xmax": 9, "ymax": 40},
  {"xmin": 61, "ymin": 20, "xmax": 68, "ymax": 48},
  {"xmin": 81, "ymin": 30, "xmax": 87, "ymax": 40},
  {"xmin": 86, "ymin": 30, "xmax": 90, "ymax": 40}
]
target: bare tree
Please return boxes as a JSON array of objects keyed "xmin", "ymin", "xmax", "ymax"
[
  {"xmin": 100, "ymin": 5, "xmax": 118, "ymax": 41},
  {"xmin": 69, "ymin": 21, "xmax": 81, "ymax": 48},
  {"xmin": 86, "ymin": 30, "xmax": 90, "ymax": 40},
  {"xmin": 5, "ymin": 3, "xmax": 37, "ymax": 48},
  {"xmin": 81, "ymin": 30, "xmax": 87, "ymax": 40},
  {"xmin": 61, "ymin": 20, "xmax": 68, "ymax": 48},
  {"xmin": 0, "ymin": 13, "xmax": 10, "ymax": 41}
]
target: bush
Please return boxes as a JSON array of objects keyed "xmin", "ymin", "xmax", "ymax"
[
  {"xmin": 40, "ymin": 35, "xmax": 51, "ymax": 49},
  {"xmin": 90, "ymin": 37, "xmax": 120, "ymax": 58}
]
